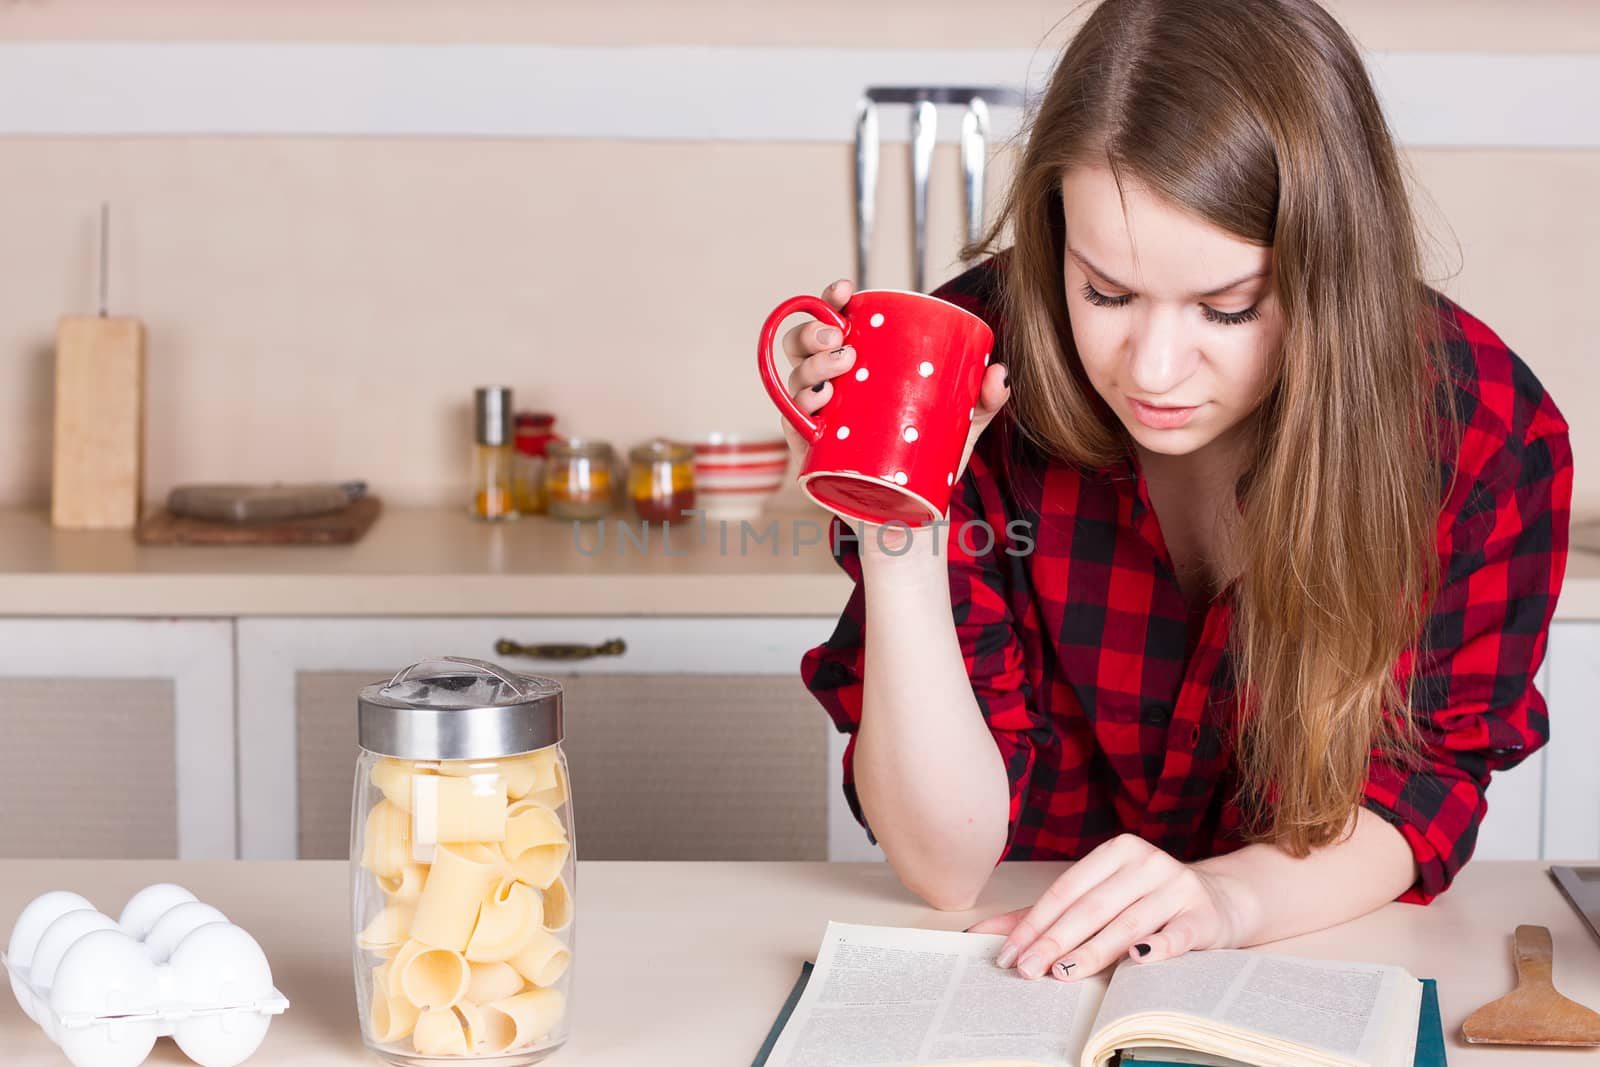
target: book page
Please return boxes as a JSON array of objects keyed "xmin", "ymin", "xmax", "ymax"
[
  {"xmin": 761, "ymin": 922, "xmax": 1110, "ymax": 1067},
  {"xmin": 1089, "ymin": 950, "xmax": 1418, "ymax": 1066}
]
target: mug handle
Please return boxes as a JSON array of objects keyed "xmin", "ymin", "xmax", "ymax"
[{"xmin": 757, "ymin": 295, "xmax": 849, "ymax": 446}]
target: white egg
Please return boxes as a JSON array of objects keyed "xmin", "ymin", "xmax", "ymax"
[
  {"xmin": 169, "ymin": 924, "xmax": 276, "ymax": 1067},
  {"xmin": 169, "ymin": 922, "xmax": 275, "ymax": 1004},
  {"xmin": 29, "ymin": 909, "xmax": 120, "ymax": 1001},
  {"xmin": 58, "ymin": 1019, "xmax": 161, "ymax": 1067},
  {"xmin": 49, "ymin": 927, "xmax": 160, "ymax": 1013},
  {"xmin": 143, "ymin": 901, "xmax": 229, "ymax": 964},
  {"xmin": 6, "ymin": 890, "xmax": 94, "ymax": 1023},
  {"xmin": 7, "ymin": 890, "xmax": 95, "ymax": 967},
  {"xmin": 50, "ymin": 930, "xmax": 160, "ymax": 1067},
  {"xmin": 173, "ymin": 1010, "xmax": 273, "ymax": 1067},
  {"xmin": 117, "ymin": 883, "xmax": 197, "ymax": 941}
]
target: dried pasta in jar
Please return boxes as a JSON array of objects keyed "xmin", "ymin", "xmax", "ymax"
[{"xmin": 354, "ymin": 659, "xmax": 574, "ymax": 1064}]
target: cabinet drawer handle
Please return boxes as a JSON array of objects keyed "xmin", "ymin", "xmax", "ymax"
[{"xmin": 494, "ymin": 637, "xmax": 627, "ymax": 661}]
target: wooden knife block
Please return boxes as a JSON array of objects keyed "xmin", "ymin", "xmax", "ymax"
[{"xmin": 51, "ymin": 315, "xmax": 146, "ymax": 529}]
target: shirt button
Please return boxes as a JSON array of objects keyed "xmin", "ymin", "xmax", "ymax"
[{"xmin": 1141, "ymin": 703, "xmax": 1171, "ymax": 725}]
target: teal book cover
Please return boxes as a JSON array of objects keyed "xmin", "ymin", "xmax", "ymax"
[{"xmin": 751, "ymin": 966, "xmax": 1445, "ymax": 1067}]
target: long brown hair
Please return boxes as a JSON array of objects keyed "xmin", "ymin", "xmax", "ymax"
[{"xmin": 965, "ymin": 0, "xmax": 1461, "ymax": 854}]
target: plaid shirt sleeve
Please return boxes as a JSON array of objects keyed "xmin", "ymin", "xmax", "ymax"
[
  {"xmin": 798, "ymin": 436, "xmax": 1047, "ymax": 857},
  {"xmin": 1361, "ymin": 313, "xmax": 1573, "ymax": 905}
]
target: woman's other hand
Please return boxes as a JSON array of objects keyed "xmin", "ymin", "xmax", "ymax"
[{"xmin": 964, "ymin": 834, "xmax": 1255, "ymax": 981}]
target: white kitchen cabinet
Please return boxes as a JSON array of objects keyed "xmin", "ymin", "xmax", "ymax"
[
  {"xmin": 235, "ymin": 617, "xmax": 853, "ymax": 862},
  {"xmin": 1542, "ymin": 622, "xmax": 1600, "ymax": 860},
  {"xmin": 0, "ymin": 612, "xmax": 1582, "ymax": 866},
  {"xmin": 0, "ymin": 618, "xmax": 235, "ymax": 859}
]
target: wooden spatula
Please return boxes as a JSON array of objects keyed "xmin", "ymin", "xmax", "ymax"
[{"xmin": 1461, "ymin": 924, "xmax": 1600, "ymax": 1045}]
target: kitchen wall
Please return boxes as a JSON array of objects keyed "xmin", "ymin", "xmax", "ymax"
[{"xmin": 1, "ymin": 0, "xmax": 1596, "ymax": 512}]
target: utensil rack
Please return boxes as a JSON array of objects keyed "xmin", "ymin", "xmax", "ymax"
[{"xmin": 854, "ymin": 86, "xmax": 1026, "ymax": 292}]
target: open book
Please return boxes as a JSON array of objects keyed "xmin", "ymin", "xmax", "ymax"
[{"xmin": 756, "ymin": 922, "xmax": 1428, "ymax": 1067}]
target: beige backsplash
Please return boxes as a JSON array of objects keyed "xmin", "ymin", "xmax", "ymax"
[{"xmin": 0, "ymin": 1, "xmax": 1595, "ymax": 512}]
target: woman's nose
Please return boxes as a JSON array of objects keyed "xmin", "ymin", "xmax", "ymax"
[{"xmin": 1125, "ymin": 312, "xmax": 1199, "ymax": 397}]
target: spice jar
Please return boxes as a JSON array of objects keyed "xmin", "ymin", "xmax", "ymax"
[
  {"xmin": 627, "ymin": 439, "xmax": 696, "ymax": 523},
  {"xmin": 352, "ymin": 657, "xmax": 575, "ymax": 1065},
  {"xmin": 471, "ymin": 387, "xmax": 519, "ymax": 522},
  {"xmin": 544, "ymin": 438, "xmax": 615, "ymax": 521},
  {"xmin": 512, "ymin": 413, "xmax": 557, "ymax": 516}
]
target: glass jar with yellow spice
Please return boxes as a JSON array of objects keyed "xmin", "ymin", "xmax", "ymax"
[
  {"xmin": 470, "ymin": 387, "xmax": 518, "ymax": 522},
  {"xmin": 627, "ymin": 439, "xmax": 696, "ymax": 523},
  {"xmin": 544, "ymin": 438, "xmax": 616, "ymax": 521},
  {"xmin": 511, "ymin": 412, "xmax": 556, "ymax": 515}
]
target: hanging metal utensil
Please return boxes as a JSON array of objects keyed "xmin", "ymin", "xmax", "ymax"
[
  {"xmin": 909, "ymin": 97, "xmax": 938, "ymax": 293},
  {"xmin": 851, "ymin": 87, "xmax": 1024, "ymax": 292},
  {"xmin": 853, "ymin": 97, "xmax": 879, "ymax": 294},
  {"xmin": 961, "ymin": 97, "xmax": 991, "ymax": 249}
]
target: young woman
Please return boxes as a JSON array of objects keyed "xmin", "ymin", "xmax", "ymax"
[{"xmin": 782, "ymin": 0, "xmax": 1572, "ymax": 984}]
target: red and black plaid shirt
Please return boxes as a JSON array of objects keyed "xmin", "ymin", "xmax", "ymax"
[{"xmin": 799, "ymin": 253, "xmax": 1572, "ymax": 904}]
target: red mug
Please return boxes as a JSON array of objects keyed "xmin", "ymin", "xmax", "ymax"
[{"xmin": 758, "ymin": 289, "xmax": 995, "ymax": 527}]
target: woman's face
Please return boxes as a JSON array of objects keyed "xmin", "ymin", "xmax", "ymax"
[{"xmin": 1060, "ymin": 164, "xmax": 1283, "ymax": 460}]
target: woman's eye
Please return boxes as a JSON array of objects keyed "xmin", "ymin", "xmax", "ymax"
[
  {"xmin": 1079, "ymin": 281, "xmax": 1130, "ymax": 309},
  {"xmin": 1079, "ymin": 281, "xmax": 1261, "ymax": 326},
  {"xmin": 1202, "ymin": 304, "xmax": 1262, "ymax": 326}
]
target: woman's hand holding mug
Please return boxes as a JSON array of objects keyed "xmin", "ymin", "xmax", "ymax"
[{"xmin": 770, "ymin": 277, "xmax": 1012, "ymax": 556}]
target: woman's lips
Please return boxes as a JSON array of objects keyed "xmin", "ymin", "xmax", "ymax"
[{"xmin": 1129, "ymin": 397, "xmax": 1200, "ymax": 429}]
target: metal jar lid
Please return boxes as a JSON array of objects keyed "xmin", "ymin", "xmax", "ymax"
[
  {"xmin": 475, "ymin": 387, "xmax": 514, "ymax": 447},
  {"xmin": 358, "ymin": 656, "xmax": 563, "ymax": 760}
]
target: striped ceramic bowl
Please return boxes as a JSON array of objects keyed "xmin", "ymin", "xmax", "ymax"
[{"xmin": 682, "ymin": 433, "xmax": 791, "ymax": 519}]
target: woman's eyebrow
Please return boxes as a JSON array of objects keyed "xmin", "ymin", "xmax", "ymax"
[{"xmin": 1067, "ymin": 247, "xmax": 1269, "ymax": 298}]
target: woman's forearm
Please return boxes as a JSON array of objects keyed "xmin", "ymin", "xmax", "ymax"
[
  {"xmin": 1194, "ymin": 806, "xmax": 1420, "ymax": 947},
  {"xmin": 854, "ymin": 524, "xmax": 1013, "ymax": 910}
]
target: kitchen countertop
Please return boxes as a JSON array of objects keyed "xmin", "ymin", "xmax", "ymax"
[
  {"xmin": 2, "ymin": 859, "xmax": 1599, "ymax": 1065},
  {"xmin": 0, "ymin": 506, "xmax": 854, "ymax": 617},
  {"xmin": 3, "ymin": 506, "xmax": 1600, "ymax": 620}
]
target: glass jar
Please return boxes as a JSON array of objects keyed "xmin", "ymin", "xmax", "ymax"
[
  {"xmin": 626, "ymin": 439, "xmax": 696, "ymax": 523},
  {"xmin": 471, "ymin": 387, "xmax": 519, "ymax": 522},
  {"xmin": 352, "ymin": 657, "xmax": 575, "ymax": 1066},
  {"xmin": 544, "ymin": 438, "xmax": 615, "ymax": 521},
  {"xmin": 511, "ymin": 413, "xmax": 557, "ymax": 516}
]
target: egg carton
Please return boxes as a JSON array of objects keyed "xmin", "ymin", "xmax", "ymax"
[{"xmin": 3, "ymin": 883, "xmax": 289, "ymax": 1067}]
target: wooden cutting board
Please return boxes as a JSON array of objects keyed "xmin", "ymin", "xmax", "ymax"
[
  {"xmin": 52, "ymin": 314, "xmax": 145, "ymax": 529},
  {"xmin": 135, "ymin": 495, "xmax": 382, "ymax": 545}
]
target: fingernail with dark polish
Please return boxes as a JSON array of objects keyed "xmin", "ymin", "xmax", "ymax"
[
  {"xmin": 1134, "ymin": 943, "xmax": 1151, "ymax": 958},
  {"xmin": 811, "ymin": 382, "xmax": 826, "ymax": 392},
  {"xmin": 1055, "ymin": 960, "xmax": 1075, "ymax": 976}
]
